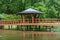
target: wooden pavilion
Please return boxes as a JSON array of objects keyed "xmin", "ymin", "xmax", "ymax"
[{"xmin": 18, "ymin": 8, "xmax": 43, "ymax": 24}]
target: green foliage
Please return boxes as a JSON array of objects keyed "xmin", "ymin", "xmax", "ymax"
[
  {"xmin": 0, "ymin": 0, "xmax": 60, "ymax": 19},
  {"xmin": 0, "ymin": 14, "xmax": 20, "ymax": 20},
  {"xmin": 32, "ymin": 0, "xmax": 60, "ymax": 18}
]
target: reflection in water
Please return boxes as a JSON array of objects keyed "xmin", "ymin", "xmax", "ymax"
[{"xmin": 0, "ymin": 30, "xmax": 60, "ymax": 40}]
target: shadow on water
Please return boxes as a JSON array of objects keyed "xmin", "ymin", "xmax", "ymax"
[{"xmin": 0, "ymin": 30, "xmax": 60, "ymax": 40}]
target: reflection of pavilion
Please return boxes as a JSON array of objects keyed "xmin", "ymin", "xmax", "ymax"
[{"xmin": 0, "ymin": 8, "xmax": 60, "ymax": 31}]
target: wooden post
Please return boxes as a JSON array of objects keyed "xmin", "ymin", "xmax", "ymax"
[
  {"xmin": 38, "ymin": 15, "xmax": 40, "ymax": 23},
  {"xmin": 21, "ymin": 14, "xmax": 25, "ymax": 23},
  {"xmin": 22, "ymin": 15, "xmax": 25, "ymax": 23},
  {"xmin": 21, "ymin": 14, "xmax": 22, "ymax": 23},
  {"xmin": 32, "ymin": 14, "xmax": 34, "ymax": 23}
]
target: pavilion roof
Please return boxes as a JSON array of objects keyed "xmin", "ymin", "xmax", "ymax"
[{"xmin": 18, "ymin": 8, "xmax": 43, "ymax": 14}]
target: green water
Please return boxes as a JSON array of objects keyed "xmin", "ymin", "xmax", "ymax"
[{"xmin": 0, "ymin": 30, "xmax": 60, "ymax": 40}]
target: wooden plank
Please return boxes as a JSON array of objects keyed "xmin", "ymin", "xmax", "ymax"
[{"xmin": 0, "ymin": 23, "xmax": 60, "ymax": 26}]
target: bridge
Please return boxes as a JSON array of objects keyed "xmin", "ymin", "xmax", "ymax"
[{"xmin": 0, "ymin": 18, "xmax": 60, "ymax": 26}]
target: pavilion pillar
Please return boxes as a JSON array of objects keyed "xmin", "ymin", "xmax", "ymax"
[
  {"xmin": 32, "ymin": 14, "xmax": 34, "ymax": 23},
  {"xmin": 23, "ymin": 15, "xmax": 25, "ymax": 23},
  {"xmin": 21, "ymin": 15, "xmax": 23, "ymax": 23},
  {"xmin": 21, "ymin": 14, "xmax": 25, "ymax": 23},
  {"xmin": 38, "ymin": 14, "xmax": 40, "ymax": 23}
]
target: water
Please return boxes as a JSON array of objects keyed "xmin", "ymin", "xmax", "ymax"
[{"xmin": 0, "ymin": 30, "xmax": 60, "ymax": 40}]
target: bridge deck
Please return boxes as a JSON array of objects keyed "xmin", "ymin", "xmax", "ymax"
[{"xmin": 0, "ymin": 23, "xmax": 60, "ymax": 26}]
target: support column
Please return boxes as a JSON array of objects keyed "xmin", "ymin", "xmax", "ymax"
[
  {"xmin": 21, "ymin": 14, "xmax": 25, "ymax": 23},
  {"xmin": 22, "ymin": 15, "xmax": 25, "ymax": 23},
  {"xmin": 32, "ymin": 14, "xmax": 34, "ymax": 23},
  {"xmin": 21, "ymin": 15, "xmax": 23, "ymax": 23},
  {"xmin": 9, "ymin": 25, "xmax": 12, "ymax": 30},
  {"xmin": 38, "ymin": 16, "xmax": 40, "ymax": 23}
]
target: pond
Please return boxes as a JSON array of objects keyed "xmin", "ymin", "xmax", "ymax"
[{"xmin": 0, "ymin": 30, "xmax": 60, "ymax": 40}]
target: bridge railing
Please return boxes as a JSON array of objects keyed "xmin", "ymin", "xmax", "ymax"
[
  {"xmin": 0, "ymin": 18, "xmax": 60, "ymax": 24},
  {"xmin": 24, "ymin": 18, "xmax": 60, "ymax": 23}
]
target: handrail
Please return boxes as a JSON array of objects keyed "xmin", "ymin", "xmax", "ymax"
[{"xmin": 0, "ymin": 18, "xmax": 60, "ymax": 24}]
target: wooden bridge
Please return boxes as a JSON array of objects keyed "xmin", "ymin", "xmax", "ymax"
[
  {"xmin": 0, "ymin": 8, "xmax": 60, "ymax": 27},
  {"xmin": 0, "ymin": 18, "xmax": 60, "ymax": 26}
]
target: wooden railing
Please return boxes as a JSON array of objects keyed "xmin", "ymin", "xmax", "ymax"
[
  {"xmin": 0, "ymin": 18, "xmax": 60, "ymax": 24},
  {"xmin": 23, "ymin": 18, "xmax": 60, "ymax": 23}
]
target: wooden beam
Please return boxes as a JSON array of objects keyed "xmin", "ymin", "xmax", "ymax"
[{"xmin": 0, "ymin": 23, "xmax": 59, "ymax": 26}]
